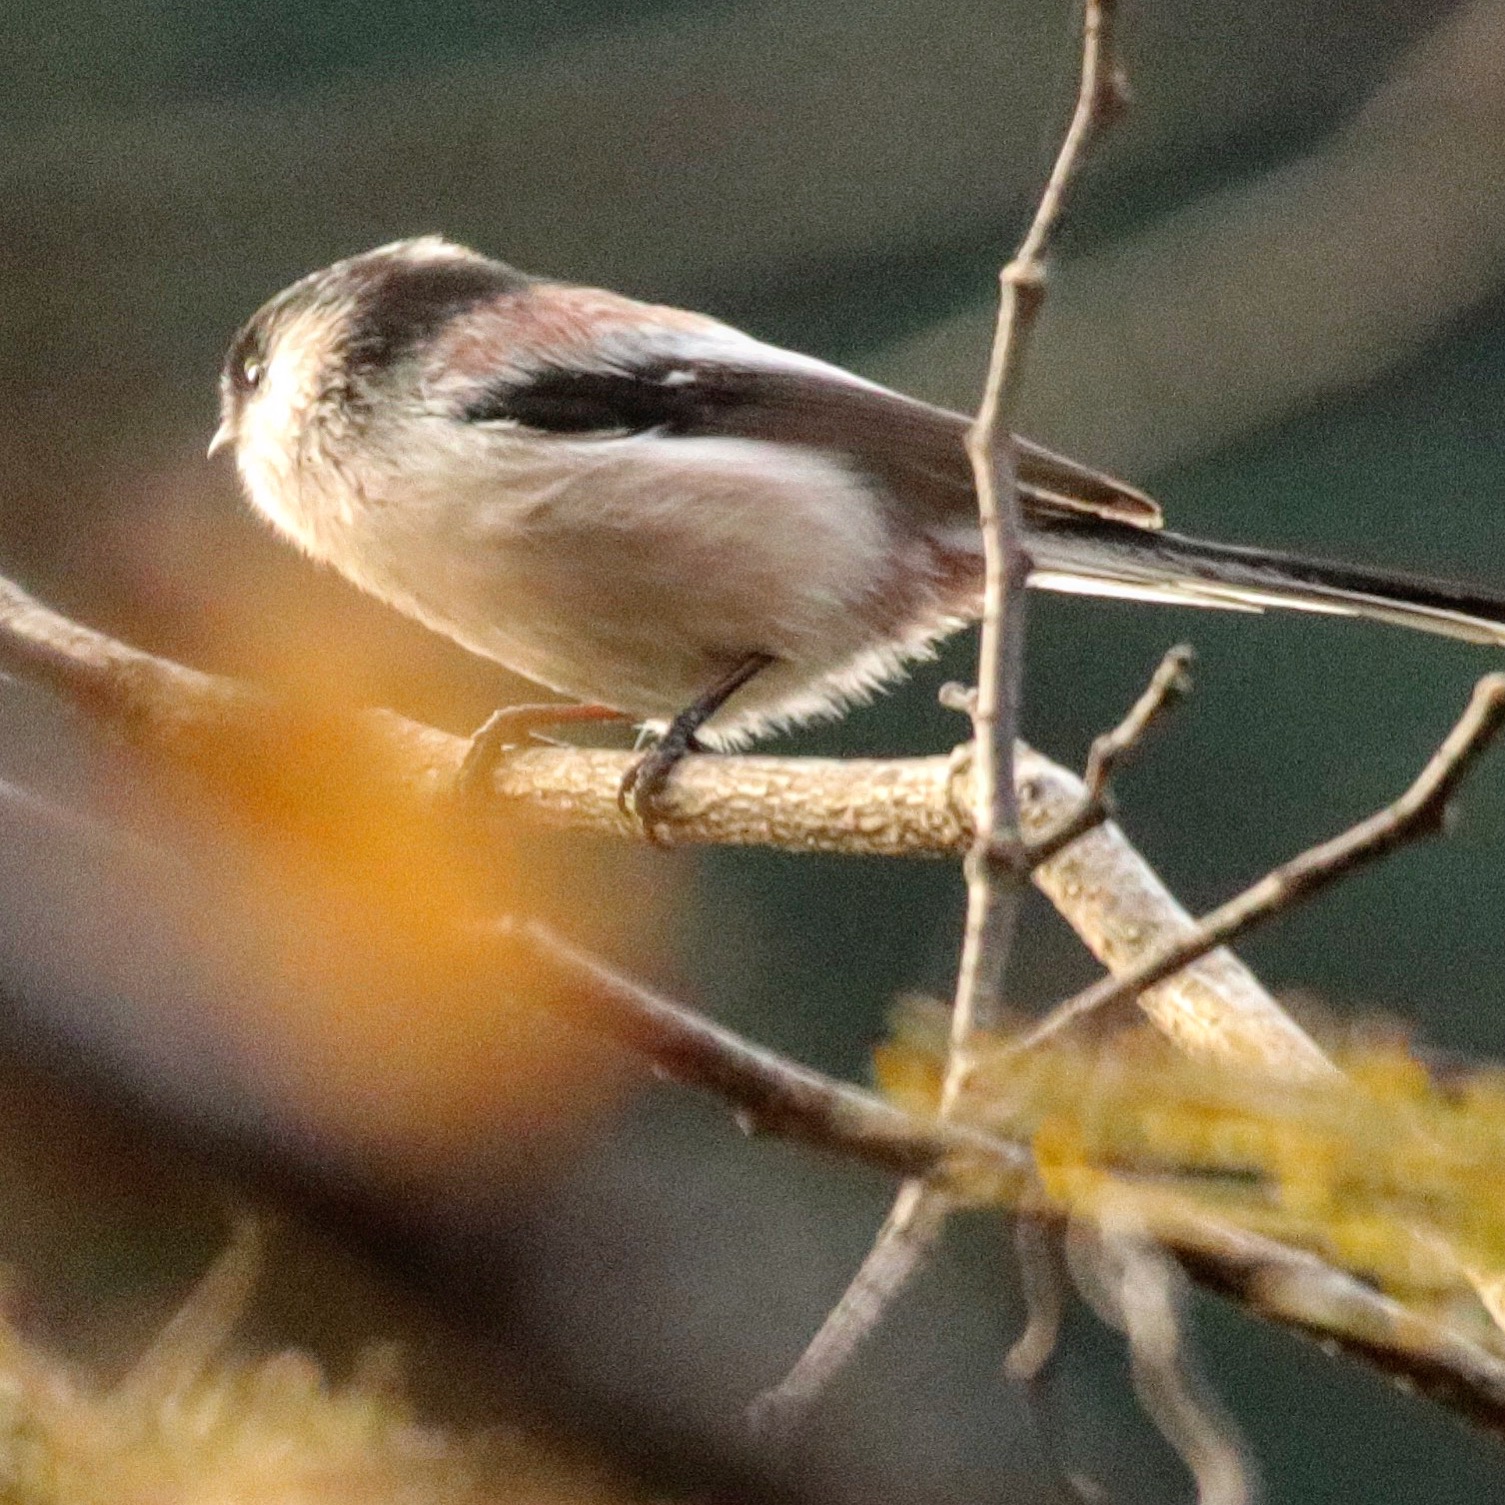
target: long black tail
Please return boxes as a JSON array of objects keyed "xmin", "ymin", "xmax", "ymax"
[{"xmin": 1025, "ymin": 516, "xmax": 1505, "ymax": 649}]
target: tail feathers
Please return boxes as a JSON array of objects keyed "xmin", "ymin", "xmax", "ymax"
[{"xmin": 1026, "ymin": 519, "xmax": 1505, "ymax": 649}]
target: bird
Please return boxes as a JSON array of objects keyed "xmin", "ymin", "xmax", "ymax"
[{"xmin": 212, "ymin": 235, "xmax": 1505, "ymax": 823}]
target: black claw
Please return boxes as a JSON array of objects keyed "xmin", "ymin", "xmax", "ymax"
[
  {"xmin": 614, "ymin": 654, "xmax": 772, "ymax": 841},
  {"xmin": 619, "ymin": 730, "xmax": 696, "ymax": 839}
]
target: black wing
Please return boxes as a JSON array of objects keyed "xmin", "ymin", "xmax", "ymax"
[{"xmin": 461, "ymin": 355, "xmax": 1161, "ymax": 532}]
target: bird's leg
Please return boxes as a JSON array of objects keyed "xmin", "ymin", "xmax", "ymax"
[
  {"xmin": 619, "ymin": 654, "xmax": 774, "ymax": 836},
  {"xmin": 457, "ymin": 702, "xmax": 627, "ymax": 800}
]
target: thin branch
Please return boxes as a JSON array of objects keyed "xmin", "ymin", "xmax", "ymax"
[
  {"xmin": 486, "ymin": 913, "xmax": 1505, "ymax": 1440},
  {"xmin": 1070, "ymin": 1213, "xmax": 1254, "ymax": 1505},
  {"xmin": 0, "ymin": 768, "xmax": 1499, "ymax": 1439},
  {"xmin": 747, "ymin": 1181, "xmax": 949, "ymax": 1438},
  {"xmin": 1082, "ymin": 642, "xmax": 1194, "ymax": 802},
  {"xmin": 1006, "ymin": 1218, "xmax": 1068, "ymax": 1386},
  {"xmin": 485, "ymin": 917, "xmax": 1026, "ymax": 1182},
  {"xmin": 1009, "ymin": 672, "xmax": 1505, "ymax": 1058},
  {"xmin": 0, "ymin": 570, "xmax": 1314, "ymax": 1069},
  {"xmin": 951, "ymin": 0, "xmax": 1124, "ymax": 1072},
  {"xmin": 1025, "ymin": 642, "xmax": 1194, "ymax": 867},
  {"xmin": 770, "ymin": 0, "xmax": 1131, "ymax": 1434}
]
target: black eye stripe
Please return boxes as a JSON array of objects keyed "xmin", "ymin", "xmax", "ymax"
[
  {"xmin": 226, "ymin": 324, "xmax": 268, "ymax": 398},
  {"xmin": 344, "ymin": 259, "xmax": 532, "ymax": 374}
]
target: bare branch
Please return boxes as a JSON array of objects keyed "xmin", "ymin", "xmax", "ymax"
[
  {"xmin": 1082, "ymin": 642, "xmax": 1195, "ymax": 802},
  {"xmin": 777, "ymin": 0, "xmax": 1133, "ymax": 1436},
  {"xmin": 483, "ymin": 919, "xmax": 1505, "ymax": 1442},
  {"xmin": 486, "ymin": 913, "xmax": 1505, "ymax": 1440},
  {"xmin": 0, "ymin": 570, "xmax": 1314, "ymax": 1069},
  {"xmin": 747, "ymin": 1181, "xmax": 948, "ymax": 1438},
  {"xmin": 1024, "ymin": 642, "xmax": 1195, "ymax": 867},
  {"xmin": 1070, "ymin": 1213, "xmax": 1254, "ymax": 1505},
  {"xmin": 1009, "ymin": 673, "xmax": 1505, "ymax": 1058},
  {"xmin": 485, "ymin": 917, "xmax": 1025, "ymax": 1182},
  {"xmin": 952, "ymin": 0, "xmax": 1124, "ymax": 1061}
]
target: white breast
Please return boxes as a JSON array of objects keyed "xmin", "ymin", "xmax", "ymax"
[{"xmin": 240, "ymin": 400, "xmax": 961, "ymax": 735}]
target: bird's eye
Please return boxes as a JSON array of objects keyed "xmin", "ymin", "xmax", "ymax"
[{"xmin": 241, "ymin": 357, "xmax": 265, "ymax": 391}]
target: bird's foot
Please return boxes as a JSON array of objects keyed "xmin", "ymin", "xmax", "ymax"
[
  {"xmin": 613, "ymin": 653, "xmax": 773, "ymax": 841},
  {"xmin": 456, "ymin": 702, "xmax": 625, "ymax": 802},
  {"xmin": 617, "ymin": 727, "xmax": 706, "ymax": 842}
]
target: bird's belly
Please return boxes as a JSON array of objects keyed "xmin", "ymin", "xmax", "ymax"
[{"xmin": 330, "ymin": 434, "xmax": 968, "ymax": 731}]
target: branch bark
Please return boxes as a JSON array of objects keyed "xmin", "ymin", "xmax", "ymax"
[
  {"xmin": 0, "ymin": 570, "xmax": 1317, "ymax": 1071},
  {"xmin": 0, "ymin": 574, "xmax": 1499, "ymax": 1438}
]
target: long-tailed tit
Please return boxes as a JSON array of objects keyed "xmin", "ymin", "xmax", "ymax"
[{"xmin": 213, "ymin": 237, "xmax": 1505, "ymax": 819}]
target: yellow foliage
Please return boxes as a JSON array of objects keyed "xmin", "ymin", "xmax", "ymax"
[
  {"xmin": 876, "ymin": 1004, "xmax": 1505, "ymax": 1336},
  {"xmin": 0, "ymin": 1221, "xmax": 643, "ymax": 1505}
]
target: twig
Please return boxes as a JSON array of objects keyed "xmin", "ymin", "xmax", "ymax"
[
  {"xmin": 951, "ymin": 0, "xmax": 1124, "ymax": 1079},
  {"xmin": 1082, "ymin": 643, "xmax": 1194, "ymax": 802},
  {"xmin": 1070, "ymin": 1212, "xmax": 1254, "ymax": 1505},
  {"xmin": 1008, "ymin": 673, "xmax": 1505, "ymax": 1058},
  {"xmin": 1005, "ymin": 1220, "xmax": 1108, "ymax": 1505},
  {"xmin": 1025, "ymin": 642, "xmax": 1194, "ymax": 866},
  {"xmin": 1015, "ymin": 750, "xmax": 1328, "ymax": 1077},
  {"xmin": 0, "ymin": 570, "xmax": 1311, "ymax": 1067},
  {"xmin": 0, "ymin": 770, "xmax": 1499, "ymax": 1438},
  {"xmin": 747, "ymin": 1180, "xmax": 949, "ymax": 1438},
  {"xmin": 1006, "ymin": 1217, "xmax": 1068, "ymax": 1385},
  {"xmin": 764, "ymin": 0, "xmax": 1131, "ymax": 1433}
]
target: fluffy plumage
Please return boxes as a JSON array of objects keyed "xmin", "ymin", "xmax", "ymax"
[{"xmin": 217, "ymin": 237, "xmax": 1505, "ymax": 744}]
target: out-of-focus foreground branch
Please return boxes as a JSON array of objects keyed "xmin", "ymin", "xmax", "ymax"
[
  {"xmin": 0, "ymin": 570, "xmax": 1321, "ymax": 1074},
  {"xmin": 1, "ymin": 572, "xmax": 1504, "ymax": 1435}
]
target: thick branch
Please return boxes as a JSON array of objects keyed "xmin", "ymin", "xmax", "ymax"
[
  {"xmin": 490, "ymin": 919, "xmax": 1505, "ymax": 1441},
  {"xmin": 1011, "ymin": 673, "xmax": 1505, "ymax": 1058},
  {"xmin": 0, "ymin": 571, "xmax": 1317, "ymax": 1072}
]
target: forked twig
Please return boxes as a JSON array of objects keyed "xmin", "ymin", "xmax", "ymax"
[
  {"xmin": 1010, "ymin": 673, "xmax": 1505, "ymax": 1058},
  {"xmin": 1025, "ymin": 642, "xmax": 1193, "ymax": 866},
  {"xmin": 950, "ymin": 0, "xmax": 1124, "ymax": 1086},
  {"xmin": 760, "ymin": 0, "xmax": 1129, "ymax": 1432}
]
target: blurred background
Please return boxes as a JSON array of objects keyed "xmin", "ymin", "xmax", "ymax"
[{"xmin": 3, "ymin": 0, "xmax": 1505, "ymax": 1499}]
